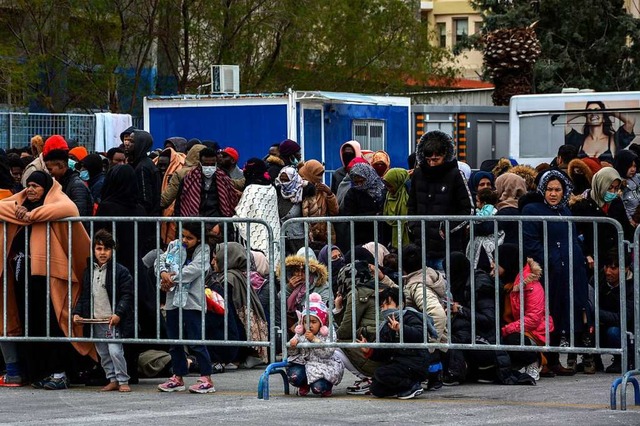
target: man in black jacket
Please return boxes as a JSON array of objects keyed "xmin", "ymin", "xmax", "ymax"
[
  {"xmin": 44, "ymin": 147, "xmax": 93, "ymax": 216},
  {"xmin": 359, "ymin": 286, "xmax": 435, "ymax": 399},
  {"xmin": 127, "ymin": 130, "xmax": 161, "ymax": 216},
  {"xmin": 407, "ymin": 130, "xmax": 473, "ymax": 271}
]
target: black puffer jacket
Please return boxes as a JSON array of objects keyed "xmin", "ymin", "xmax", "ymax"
[
  {"xmin": 130, "ymin": 131, "xmax": 161, "ymax": 216},
  {"xmin": 74, "ymin": 260, "xmax": 135, "ymax": 338},
  {"xmin": 407, "ymin": 159, "xmax": 474, "ymax": 257},
  {"xmin": 59, "ymin": 168, "xmax": 93, "ymax": 216},
  {"xmin": 450, "ymin": 270, "xmax": 499, "ymax": 344}
]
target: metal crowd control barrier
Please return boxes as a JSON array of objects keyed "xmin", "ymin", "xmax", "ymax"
[
  {"xmin": 258, "ymin": 215, "xmax": 635, "ymax": 406},
  {"xmin": 0, "ymin": 217, "xmax": 278, "ymax": 375},
  {"xmin": 610, "ymin": 224, "xmax": 640, "ymax": 410}
]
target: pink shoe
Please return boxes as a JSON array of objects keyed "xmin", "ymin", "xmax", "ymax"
[
  {"xmin": 188, "ymin": 377, "xmax": 216, "ymax": 394},
  {"xmin": 157, "ymin": 375, "xmax": 185, "ymax": 392},
  {"xmin": 297, "ymin": 385, "xmax": 310, "ymax": 396}
]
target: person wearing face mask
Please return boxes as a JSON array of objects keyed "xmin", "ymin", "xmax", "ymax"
[
  {"xmin": 331, "ymin": 141, "xmax": 362, "ymax": 195},
  {"xmin": 267, "ymin": 139, "xmax": 303, "ymax": 182},
  {"xmin": 174, "ymin": 147, "xmax": 240, "ymax": 231},
  {"xmin": 80, "ymin": 154, "xmax": 106, "ymax": 204}
]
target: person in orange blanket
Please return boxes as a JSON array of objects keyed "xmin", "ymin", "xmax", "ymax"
[{"xmin": 0, "ymin": 171, "xmax": 95, "ymax": 389}]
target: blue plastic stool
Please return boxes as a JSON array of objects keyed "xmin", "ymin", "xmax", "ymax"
[
  {"xmin": 610, "ymin": 370, "xmax": 640, "ymax": 410},
  {"xmin": 257, "ymin": 360, "xmax": 290, "ymax": 400}
]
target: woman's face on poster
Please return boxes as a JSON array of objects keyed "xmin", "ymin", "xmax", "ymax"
[{"xmin": 586, "ymin": 104, "xmax": 603, "ymax": 126}]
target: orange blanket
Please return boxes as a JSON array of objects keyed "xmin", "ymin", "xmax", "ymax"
[
  {"xmin": 0, "ymin": 180, "xmax": 96, "ymax": 359},
  {"xmin": 155, "ymin": 148, "xmax": 186, "ymax": 243}
]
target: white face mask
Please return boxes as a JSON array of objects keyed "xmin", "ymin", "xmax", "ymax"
[{"xmin": 202, "ymin": 166, "xmax": 216, "ymax": 178}]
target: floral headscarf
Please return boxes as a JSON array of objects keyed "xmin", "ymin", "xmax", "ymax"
[
  {"xmin": 537, "ymin": 169, "xmax": 573, "ymax": 210},
  {"xmin": 275, "ymin": 166, "xmax": 305, "ymax": 203},
  {"xmin": 349, "ymin": 162, "xmax": 385, "ymax": 204}
]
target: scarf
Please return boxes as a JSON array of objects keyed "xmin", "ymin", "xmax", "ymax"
[
  {"xmin": 216, "ymin": 168, "xmax": 241, "ymax": 217},
  {"xmin": 495, "ymin": 172, "xmax": 526, "ymax": 210},
  {"xmin": 276, "ymin": 166, "xmax": 305, "ymax": 204},
  {"xmin": 382, "ymin": 168, "xmax": 409, "ymax": 247},
  {"xmin": 349, "ymin": 162, "xmax": 385, "ymax": 204},
  {"xmin": 590, "ymin": 167, "xmax": 621, "ymax": 208},
  {"xmin": 179, "ymin": 166, "xmax": 203, "ymax": 217},
  {"xmin": 537, "ymin": 169, "xmax": 573, "ymax": 210}
]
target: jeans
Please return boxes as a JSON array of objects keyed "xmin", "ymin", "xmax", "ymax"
[
  {"xmin": 287, "ymin": 363, "xmax": 333, "ymax": 394},
  {"xmin": 604, "ymin": 326, "xmax": 622, "ymax": 349},
  {"xmin": 93, "ymin": 323, "xmax": 130, "ymax": 384},
  {"xmin": 166, "ymin": 309, "xmax": 212, "ymax": 377}
]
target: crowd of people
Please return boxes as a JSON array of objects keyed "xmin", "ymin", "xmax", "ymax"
[{"xmin": 0, "ymin": 127, "xmax": 635, "ymax": 400}]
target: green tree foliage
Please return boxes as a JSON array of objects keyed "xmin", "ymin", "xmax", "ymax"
[
  {"xmin": 471, "ymin": 0, "xmax": 640, "ymax": 93},
  {"xmin": 1, "ymin": 0, "xmax": 457, "ymax": 112}
]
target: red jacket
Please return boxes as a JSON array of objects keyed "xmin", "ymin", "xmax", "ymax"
[{"xmin": 501, "ymin": 259, "xmax": 554, "ymax": 344}]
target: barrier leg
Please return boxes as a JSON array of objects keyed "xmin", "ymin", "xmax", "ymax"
[
  {"xmin": 610, "ymin": 377, "xmax": 622, "ymax": 410},
  {"xmin": 620, "ymin": 370, "xmax": 640, "ymax": 411},
  {"xmin": 257, "ymin": 360, "xmax": 289, "ymax": 400}
]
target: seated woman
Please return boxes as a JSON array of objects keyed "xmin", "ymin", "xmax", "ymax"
[{"xmin": 498, "ymin": 243, "xmax": 554, "ymax": 382}]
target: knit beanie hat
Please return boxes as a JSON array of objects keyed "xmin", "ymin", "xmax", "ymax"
[
  {"xmin": 279, "ymin": 139, "xmax": 301, "ymax": 157},
  {"xmin": 295, "ymin": 293, "xmax": 329, "ymax": 336},
  {"xmin": 69, "ymin": 146, "xmax": 88, "ymax": 161},
  {"xmin": 42, "ymin": 135, "xmax": 69, "ymax": 157}
]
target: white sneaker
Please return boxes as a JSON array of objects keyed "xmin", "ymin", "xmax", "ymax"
[{"xmin": 525, "ymin": 362, "xmax": 540, "ymax": 381}]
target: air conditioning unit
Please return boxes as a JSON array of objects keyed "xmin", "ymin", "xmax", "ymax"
[{"xmin": 210, "ymin": 65, "xmax": 240, "ymax": 94}]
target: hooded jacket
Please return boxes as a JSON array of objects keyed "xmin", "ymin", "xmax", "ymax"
[
  {"xmin": 164, "ymin": 137, "xmax": 188, "ymax": 153},
  {"xmin": 161, "ymin": 145, "xmax": 206, "ymax": 209},
  {"xmin": 277, "ymin": 255, "xmax": 330, "ymax": 309},
  {"xmin": 407, "ymin": 157, "xmax": 474, "ymax": 257},
  {"xmin": 130, "ymin": 131, "xmax": 161, "ymax": 216},
  {"xmin": 567, "ymin": 158, "xmax": 595, "ymax": 195},
  {"xmin": 119, "ymin": 126, "xmax": 138, "ymax": 142},
  {"xmin": 403, "ymin": 268, "xmax": 447, "ymax": 344},
  {"xmin": 59, "ymin": 168, "xmax": 93, "ymax": 217},
  {"xmin": 331, "ymin": 140, "xmax": 362, "ymax": 195},
  {"xmin": 501, "ymin": 258, "xmax": 554, "ymax": 344},
  {"xmin": 614, "ymin": 149, "xmax": 640, "ymax": 220}
]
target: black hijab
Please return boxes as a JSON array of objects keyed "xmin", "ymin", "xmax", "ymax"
[
  {"xmin": 100, "ymin": 164, "xmax": 138, "ymax": 207},
  {"xmin": 23, "ymin": 171, "xmax": 53, "ymax": 210}
]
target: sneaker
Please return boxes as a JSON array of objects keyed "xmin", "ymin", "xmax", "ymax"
[
  {"xmin": 224, "ymin": 363, "xmax": 238, "ymax": 370},
  {"xmin": 605, "ymin": 356, "xmax": 622, "ymax": 374},
  {"xmin": 297, "ymin": 385, "xmax": 310, "ymax": 396},
  {"xmin": 320, "ymin": 389, "xmax": 332, "ymax": 397},
  {"xmin": 442, "ymin": 373, "xmax": 461, "ymax": 386},
  {"xmin": 158, "ymin": 375, "xmax": 185, "ymax": 392},
  {"xmin": 425, "ymin": 371, "xmax": 443, "ymax": 391},
  {"xmin": 31, "ymin": 376, "xmax": 52, "ymax": 389},
  {"xmin": 43, "ymin": 376, "xmax": 70, "ymax": 390},
  {"xmin": 525, "ymin": 362, "xmax": 540, "ymax": 381},
  {"xmin": 566, "ymin": 358, "xmax": 577, "ymax": 373},
  {"xmin": 188, "ymin": 377, "xmax": 216, "ymax": 394},
  {"xmin": 346, "ymin": 378, "xmax": 372, "ymax": 395},
  {"xmin": 212, "ymin": 363, "xmax": 225, "ymax": 374},
  {"xmin": 397, "ymin": 383, "xmax": 423, "ymax": 400},
  {"xmin": 0, "ymin": 374, "xmax": 23, "ymax": 387}
]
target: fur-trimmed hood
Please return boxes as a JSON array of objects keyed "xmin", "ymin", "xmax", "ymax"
[
  {"xmin": 568, "ymin": 158, "xmax": 594, "ymax": 187},
  {"xmin": 265, "ymin": 155, "xmax": 285, "ymax": 167},
  {"xmin": 510, "ymin": 258, "xmax": 542, "ymax": 292},
  {"xmin": 492, "ymin": 158, "xmax": 513, "ymax": 178},
  {"xmin": 508, "ymin": 165, "xmax": 538, "ymax": 191},
  {"xmin": 276, "ymin": 254, "xmax": 328, "ymax": 287}
]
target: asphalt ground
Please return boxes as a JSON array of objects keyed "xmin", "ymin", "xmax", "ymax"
[{"xmin": 1, "ymin": 362, "xmax": 638, "ymax": 425}]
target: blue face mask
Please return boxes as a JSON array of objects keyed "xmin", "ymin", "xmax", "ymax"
[
  {"xmin": 68, "ymin": 159, "xmax": 77, "ymax": 170},
  {"xmin": 603, "ymin": 191, "xmax": 618, "ymax": 203},
  {"xmin": 79, "ymin": 170, "xmax": 90, "ymax": 181}
]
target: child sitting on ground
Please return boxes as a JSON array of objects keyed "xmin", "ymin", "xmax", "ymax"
[
  {"xmin": 73, "ymin": 229, "xmax": 134, "ymax": 392},
  {"xmin": 359, "ymin": 286, "xmax": 437, "ymax": 399},
  {"xmin": 287, "ymin": 293, "xmax": 344, "ymax": 397},
  {"xmin": 155, "ymin": 222, "xmax": 215, "ymax": 394}
]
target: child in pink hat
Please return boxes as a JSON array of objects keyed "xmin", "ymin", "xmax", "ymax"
[{"xmin": 287, "ymin": 293, "xmax": 344, "ymax": 396}]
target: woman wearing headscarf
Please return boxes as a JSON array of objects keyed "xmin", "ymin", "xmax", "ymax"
[
  {"xmin": 340, "ymin": 162, "xmax": 386, "ymax": 247},
  {"xmin": 95, "ymin": 164, "xmax": 157, "ymax": 383},
  {"xmin": 0, "ymin": 171, "xmax": 95, "ymax": 387},
  {"xmin": 234, "ymin": 158, "xmax": 281, "ymax": 265},
  {"xmin": 275, "ymin": 166, "xmax": 313, "ymax": 255},
  {"xmin": 468, "ymin": 170, "xmax": 495, "ymax": 203},
  {"xmin": 570, "ymin": 167, "xmax": 633, "ymax": 269},
  {"xmin": 521, "ymin": 169, "xmax": 589, "ymax": 376},
  {"xmin": 317, "ymin": 245, "xmax": 345, "ymax": 293},
  {"xmin": 382, "ymin": 168, "xmax": 410, "ymax": 248},
  {"xmin": 80, "ymin": 153, "xmax": 106, "ymax": 205},
  {"xmin": 299, "ymin": 160, "xmax": 339, "ymax": 249},
  {"xmin": 495, "ymin": 173, "xmax": 527, "ymax": 245},
  {"xmin": 370, "ymin": 150, "xmax": 391, "ymax": 177}
]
